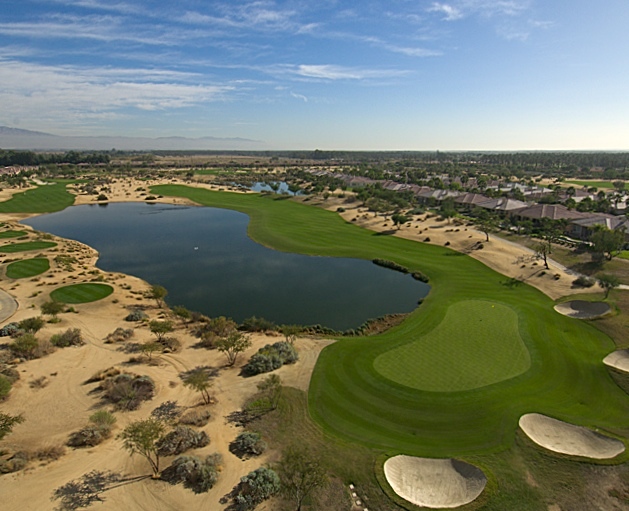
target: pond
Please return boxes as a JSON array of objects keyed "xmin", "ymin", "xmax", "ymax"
[{"xmin": 23, "ymin": 203, "xmax": 428, "ymax": 330}]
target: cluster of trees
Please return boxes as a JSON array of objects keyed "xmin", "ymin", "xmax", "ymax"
[{"xmin": 0, "ymin": 149, "xmax": 110, "ymax": 166}]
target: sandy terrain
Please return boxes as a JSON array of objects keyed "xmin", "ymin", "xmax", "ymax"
[
  {"xmin": 603, "ymin": 350, "xmax": 629, "ymax": 373},
  {"xmin": 519, "ymin": 414, "xmax": 625, "ymax": 459},
  {"xmin": 383, "ymin": 455, "xmax": 487, "ymax": 509},
  {"xmin": 554, "ymin": 300, "xmax": 612, "ymax": 319}
]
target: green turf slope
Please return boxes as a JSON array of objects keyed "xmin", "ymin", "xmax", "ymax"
[
  {"xmin": 153, "ymin": 185, "xmax": 629, "ymax": 457},
  {"xmin": 0, "ymin": 182, "xmax": 75, "ymax": 213}
]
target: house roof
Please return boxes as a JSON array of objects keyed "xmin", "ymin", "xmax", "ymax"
[{"xmin": 514, "ymin": 204, "xmax": 588, "ymax": 221}]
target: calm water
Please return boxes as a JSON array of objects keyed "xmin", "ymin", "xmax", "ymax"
[{"xmin": 24, "ymin": 203, "xmax": 428, "ymax": 330}]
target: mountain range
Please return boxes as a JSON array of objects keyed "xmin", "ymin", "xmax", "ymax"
[{"xmin": 0, "ymin": 126, "xmax": 264, "ymax": 151}]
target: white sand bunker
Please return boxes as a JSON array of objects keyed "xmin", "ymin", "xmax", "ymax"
[
  {"xmin": 554, "ymin": 300, "xmax": 611, "ymax": 319},
  {"xmin": 604, "ymin": 349, "xmax": 629, "ymax": 372},
  {"xmin": 519, "ymin": 413, "xmax": 625, "ymax": 459},
  {"xmin": 384, "ymin": 455, "xmax": 487, "ymax": 509}
]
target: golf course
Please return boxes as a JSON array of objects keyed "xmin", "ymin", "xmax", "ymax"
[{"xmin": 152, "ymin": 185, "xmax": 629, "ymax": 459}]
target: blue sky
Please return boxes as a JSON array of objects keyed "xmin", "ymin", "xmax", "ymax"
[{"xmin": 1, "ymin": 0, "xmax": 628, "ymax": 150}]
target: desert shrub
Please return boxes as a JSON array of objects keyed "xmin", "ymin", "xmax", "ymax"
[
  {"xmin": 105, "ymin": 327, "xmax": 134, "ymax": 343},
  {"xmin": 156, "ymin": 426, "xmax": 210, "ymax": 456},
  {"xmin": 573, "ymin": 275, "xmax": 595, "ymax": 288},
  {"xmin": 96, "ymin": 194, "xmax": 108, "ymax": 201},
  {"xmin": 240, "ymin": 316, "xmax": 276, "ymax": 332},
  {"xmin": 125, "ymin": 309, "xmax": 148, "ymax": 322},
  {"xmin": 194, "ymin": 316, "xmax": 237, "ymax": 346},
  {"xmin": 233, "ymin": 467, "xmax": 281, "ymax": 510},
  {"xmin": 372, "ymin": 258, "xmax": 409, "ymax": 274},
  {"xmin": 151, "ymin": 401, "xmax": 184, "ymax": 423},
  {"xmin": 0, "ymin": 323, "xmax": 21, "ymax": 337},
  {"xmin": 230, "ymin": 432, "xmax": 267, "ymax": 459},
  {"xmin": 0, "ymin": 375, "xmax": 12, "ymax": 400},
  {"xmin": 0, "ymin": 451, "xmax": 29, "ymax": 474},
  {"xmin": 159, "ymin": 336, "xmax": 181, "ymax": 353},
  {"xmin": 50, "ymin": 328, "xmax": 84, "ymax": 347},
  {"xmin": 145, "ymin": 195, "xmax": 157, "ymax": 200},
  {"xmin": 18, "ymin": 316, "xmax": 45, "ymax": 333},
  {"xmin": 10, "ymin": 333, "xmax": 39, "ymax": 359},
  {"xmin": 89, "ymin": 410, "xmax": 117, "ymax": 429},
  {"xmin": 242, "ymin": 342, "xmax": 298, "ymax": 376},
  {"xmin": 101, "ymin": 373, "xmax": 155, "ymax": 411},
  {"xmin": 33, "ymin": 338, "xmax": 56, "ymax": 358},
  {"xmin": 67, "ymin": 425, "xmax": 109, "ymax": 447},
  {"xmin": 33, "ymin": 444, "xmax": 66, "ymax": 461},
  {"xmin": 172, "ymin": 306, "xmax": 191, "ymax": 320},
  {"xmin": 85, "ymin": 366, "xmax": 121, "ymax": 383},
  {"xmin": 179, "ymin": 409, "xmax": 211, "ymax": 427},
  {"xmin": 162, "ymin": 454, "xmax": 221, "ymax": 493},
  {"xmin": 0, "ymin": 366, "xmax": 19, "ymax": 384}
]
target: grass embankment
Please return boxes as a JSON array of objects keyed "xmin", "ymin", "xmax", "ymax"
[
  {"xmin": 0, "ymin": 182, "xmax": 75, "ymax": 214},
  {"xmin": 152, "ymin": 185, "xmax": 629, "ymax": 458},
  {"xmin": 0, "ymin": 241, "xmax": 57, "ymax": 253},
  {"xmin": 5, "ymin": 257, "xmax": 49, "ymax": 279},
  {"xmin": 50, "ymin": 283, "xmax": 113, "ymax": 304},
  {"xmin": 565, "ymin": 180, "xmax": 628, "ymax": 190}
]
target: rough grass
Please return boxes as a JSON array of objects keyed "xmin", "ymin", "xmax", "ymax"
[
  {"xmin": 0, "ymin": 241, "xmax": 57, "ymax": 253},
  {"xmin": 0, "ymin": 182, "xmax": 75, "ymax": 213},
  {"xmin": 374, "ymin": 300, "xmax": 530, "ymax": 392},
  {"xmin": 565, "ymin": 180, "xmax": 628, "ymax": 190},
  {"xmin": 50, "ymin": 283, "xmax": 114, "ymax": 304},
  {"xmin": 152, "ymin": 185, "xmax": 629, "ymax": 459},
  {"xmin": 5, "ymin": 257, "xmax": 50, "ymax": 279},
  {"xmin": 0, "ymin": 230, "xmax": 27, "ymax": 239}
]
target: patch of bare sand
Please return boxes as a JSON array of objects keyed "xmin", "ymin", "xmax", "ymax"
[
  {"xmin": 383, "ymin": 455, "xmax": 487, "ymax": 509},
  {"xmin": 0, "ymin": 207, "xmax": 331, "ymax": 511},
  {"xmin": 519, "ymin": 414, "xmax": 625, "ymax": 459},
  {"xmin": 554, "ymin": 300, "xmax": 611, "ymax": 319},
  {"xmin": 314, "ymin": 199, "xmax": 594, "ymax": 301},
  {"xmin": 603, "ymin": 350, "xmax": 629, "ymax": 373}
]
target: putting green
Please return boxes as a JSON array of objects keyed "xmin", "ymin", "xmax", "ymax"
[
  {"xmin": 50, "ymin": 283, "xmax": 113, "ymax": 304},
  {"xmin": 374, "ymin": 301, "xmax": 530, "ymax": 392},
  {"xmin": 6, "ymin": 257, "xmax": 50, "ymax": 279},
  {"xmin": 0, "ymin": 241, "xmax": 57, "ymax": 253}
]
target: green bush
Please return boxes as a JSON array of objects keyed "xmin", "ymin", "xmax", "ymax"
[
  {"xmin": 243, "ymin": 342, "xmax": 298, "ymax": 376},
  {"xmin": 50, "ymin": 328, "xmax": 84, "ymax": 347},
  {"xmin": 240, "ymin": 316, "xmax": 276, "ymax": 332},
  {"xmin": 0, "ymin": 375, "xmax": 12, "ymax": 400},
  {"xmin": 233, "ymin": 467, "xmax": 281, "ymax": 510},
  {"xmin": 11, "ymin": 334, "xmax": 39, "ymax": 359},
  {"xmin": 125, "ymin": 309, "xmax": 148, "ymax": 322},
  {"xmin": 18, "ymin": 316, "xmax": 45, "ymax": 333},
  {"xmin": 230, "ymin": 432, "xmax": 267, "ymax": 459},
  {"xmin": 162, "ymin": 454, "xmax": 222, "ymax": 493}
]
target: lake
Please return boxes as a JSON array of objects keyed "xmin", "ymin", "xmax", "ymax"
[{"xmin": 24, "ymin": 203, "xmax": 428, "ymax": 330}]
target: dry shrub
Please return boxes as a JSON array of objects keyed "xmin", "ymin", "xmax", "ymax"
[
  {"xmin": 85, "ymin": 366, "xmax": 121, "ymax": 384},
  {"xmin": 156, "ymin": 426, "xmax": 210, "ymax": 456},
  {"xmin": 104, "ymin": 327, "xmax": 134, "ymax": 344},
  {"xmin": 179, "ymin": 409, "xmax": 211, "ymax": 427},
  {"xmin": 161, "ymin": 454, "xmax": 222, "ymax": 493},
  {"xmin": 100, "ymin": 373, "xmax": 155, "ymax": 411},
  {"xmin": 33, "ymin": 338, "xmax": 56, "ymax": 358},
  {"xmin": 0, "ymin": 451, "xmax": 29, "ymax": 473},
  {"xmin": 33, "ymin": 444, "xmax": 66, "ymax": 461},
  {"xmin": 29, "ymin": 376, "xmax": 49, "ymax": 389}
]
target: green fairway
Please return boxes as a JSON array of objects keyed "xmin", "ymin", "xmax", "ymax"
[
  {"xmin": 374, "ymin": 300, "xmax": 530, "ymax": 392},
  {"xmin": 50, "ymin": 283, "xmax": 114, "ymax": 304},
  {"xmin": 0, "ymin": 241, "xmax": 57, "ymax": 253},
  {"xmin": 0, "ymin": 230, "xmax": 27, "ymax": 239},
  {"xmin": 0, "ymin": 182, "xmax": 75, "ymax": 213},
  {"xmin": 5, "ymin": 257, "xmax": 50, "ymax": 279},
  {"xmin": 565, "ymin": 180, "xmax": 627, "ymax": 190},
  {"xmin": 152, "ymin": 184, "xmax": 629, "ymax": 458}
]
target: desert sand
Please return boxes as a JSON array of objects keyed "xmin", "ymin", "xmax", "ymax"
[
  {"xmin": 383, "ymin": 455, "xmax": 487, "ymax": 509},
  {"xmin": 554, "ymin": 300, "xmax": 612, "ymax": 319},
  {"xmin": 603, "ymin": 350, "xmax": 629, "ymax": 373},
  {"xmin": 519, "ymin": 413, "xmax": 625, "ymax": 459}
]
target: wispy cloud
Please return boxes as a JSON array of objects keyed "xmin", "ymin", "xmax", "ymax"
[
  {"xmin": 292, "ymin": 64, "xmax": 407, "ymax": 81},
  {"xmin": 290, "ymin": 91, "xmax": 308, "ymax": 102},
  {"xmin": 429, "ymin": 3, "xmax": 464, "ymax": 21},
  {"xmin": 0, "ymin": 59, "xmax": 232, "ymax": 128}
]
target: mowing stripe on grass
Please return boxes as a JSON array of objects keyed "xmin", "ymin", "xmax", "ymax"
[
  {"xmin": 0, "ymin": 241, "xmax": 57, "ymax": 253},
  {"xmin": 5, "ymin": 257, "xmax": 50, "ymax": 279},
  {"xmin": 0, "ymin": 182, "xmax": 75, "ymax": 213},
  {"xmin": 374, "ymin": 301, "xmax": 530, "ymax": 392},
  {"xmin": 0, "ymin": 230, "xmax": 27, "ymax": 239},
  {"xmin": 50, "ymin": 283, "xmax": 113, "ymax": 304}
]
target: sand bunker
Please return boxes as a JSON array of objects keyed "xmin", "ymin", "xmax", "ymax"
[
  {"xmin": 553, "ymin": 300, "xmax": 611, "ymax": 319},
  {"xmin": 604, "ymin": 349, "xmax": 629, "ymax": 373},
  {"xmin": 519, "ymin": 413, "xmax": 625, "ymax": 459},
  {"xmin": 383, "ymin": 455, "xmax": 487, "ymax": 509}
]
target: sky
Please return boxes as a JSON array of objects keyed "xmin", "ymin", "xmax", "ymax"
[{"xmin": 1, "ymin": 0, "xmax": 628, "ymax": 150}]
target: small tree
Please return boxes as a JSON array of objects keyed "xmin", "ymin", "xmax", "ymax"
[
  {"xmin": 476, "ymin": 212, "xmax": 498, "ymax": 242},
  {"xmin": 41, "ymin": 301, "xmax": 65, "ymax": 319},
  {"xmin": 534, "ymin": 242, "xmax": 550, "ymax": 269},
  {"xmin": 281, "ymin": 325, "xmax": 301, "ymax": 346},
  {"xmin": 141, "ymin": 341, "xmax": 162, "ymax": 361},
  {"xmin": 118, "ymin": 418, "xmax": 165, "ymax": 477},
  {"xmin": 277, "ymin": 446, "xmax": 328, "ymax": 511},
  {"xmin": 149, "ymin": 320, "xmax": 173, "ymax": 342},
  {"xmin": 590, "ymin": 226, "xmax": 625, "ymax": 261},
  {"xmin": 0, "ymin": 412, "xmax": 24, "ymax": 440},
  {"xmin": 391, "ymin": 213, "xmax": 409, "ymax": 230},
  {"xmin": 148, "ymin": 285, "xmax": 168, "ymax": 308},
  {"xmin": 182, "ymin": 368, "xmax": 213, "ymax": 405},
  {"xmin": 215, "ymin": 331, "xmax": 252, "ymax": 366},
  {"xmin": 598, "ymin": 273, "xmax": 620, "ymax": 299}
]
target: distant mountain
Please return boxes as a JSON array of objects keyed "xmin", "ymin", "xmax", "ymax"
[{"xmin": 0, "ymin": 126, "xmax": 264, "ymax": 151}]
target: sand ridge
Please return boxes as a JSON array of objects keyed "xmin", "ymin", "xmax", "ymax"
[
  {"xmin": 383, "ymin": 455, "xmax": 487, "ymax": 509},
  {"xmin": 519, "ymin": 413, "xmax": 625, "ymax": 459}
]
